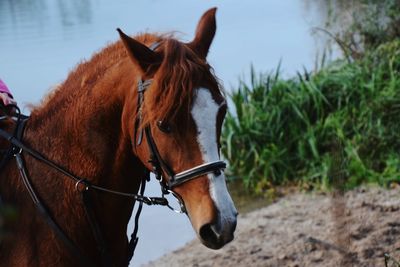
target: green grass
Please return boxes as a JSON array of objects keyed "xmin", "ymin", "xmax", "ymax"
[{"xmin": 222, "ymin": 40, "xmax": 400, "ymax": 194}]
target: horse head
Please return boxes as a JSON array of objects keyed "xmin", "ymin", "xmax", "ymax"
[{"xmin": 119, "ymin": 8, "xmax": 238, "ymax": 249}]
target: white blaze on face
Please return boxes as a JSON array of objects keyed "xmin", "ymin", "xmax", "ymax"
[{"xmin": 191, "ymin": 88, "xmax": 237, "ymax": 230}]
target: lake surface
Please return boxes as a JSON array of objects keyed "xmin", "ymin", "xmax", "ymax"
[{"xmin": 0, "ymin": 1, "xmax": 327, "ymax": 266}]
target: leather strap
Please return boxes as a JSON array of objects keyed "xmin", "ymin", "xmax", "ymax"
[
  {"xmin": 169, "ymin": 161, "xmax": 226, "ymax": 188},
  {"xmin": 144, "ymin": 126, "xmax": 175, "ymax": 180},
  {"xmin": 126, "ymin": 171, "xmax": 149, "ymax": 265},
  {"xmin": 81, "ymin": 188, "xmax": 114, "ymax": 267},
  {"xmin": 134, "ymin": 79, "xmax": 152, "ymax": 146}
]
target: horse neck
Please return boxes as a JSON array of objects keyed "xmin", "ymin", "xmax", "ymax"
[
  {"xmin": 26, "ymin": 58, "xmax": 141, "ymax": 188},
  {"xmin": 16, "ymin": 58, "xmax": 146, "ymax": 261}
]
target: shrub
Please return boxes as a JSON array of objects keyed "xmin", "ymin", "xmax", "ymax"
[{"xmin": 222, "ymin": 40, "xmax": 400, "ymax": 193}]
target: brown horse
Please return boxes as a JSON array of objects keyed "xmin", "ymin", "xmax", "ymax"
[{"xmin": 0, "ymin": 7, "xmax": 237, "ymax": 267}]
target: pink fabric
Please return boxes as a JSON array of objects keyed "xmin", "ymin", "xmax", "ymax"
[{"xmin": 0, "ymin": 79, "xmax": 12, "ymax": 97}]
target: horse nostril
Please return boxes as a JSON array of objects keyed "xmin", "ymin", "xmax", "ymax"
[{"xmin": 199, "ymin": 223, "xmax": 219, "ymax": 245}]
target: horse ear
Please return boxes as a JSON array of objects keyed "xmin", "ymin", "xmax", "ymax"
[
  {"xmin": 188, "ymin": 7, "xmax": 217, "ymax": 58},
  {"xmin": 117, "ymin": 28, "xmax": 161, "ymax": 71}
]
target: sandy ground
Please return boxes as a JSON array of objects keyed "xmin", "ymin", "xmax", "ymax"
[{"xmin": 143, "ymin": 186, "xmax": 400, "ymax": 267}]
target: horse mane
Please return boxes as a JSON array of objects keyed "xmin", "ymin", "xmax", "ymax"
[
  {"xmin": 141, "ymin": 38, "xmax": 220, "ymax": 128},
  {"xmin": 28, "ymin": 33, "xmax": 220, "ymax": 130}
]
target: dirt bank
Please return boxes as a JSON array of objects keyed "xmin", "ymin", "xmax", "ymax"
[{"xmin": 143, "ymin": 186, "xmax": 400, "ymax": 267}]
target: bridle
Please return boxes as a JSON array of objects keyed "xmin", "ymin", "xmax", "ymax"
[
  {"xmin": 133, "ymin": 41, "xmax": 227, "ymax": 213},
  {"xmin": 0, "ymin": 43, "xmax": 227, "ymax": 266},
  {"xmin": 136, "ymin": 78, "xmax": 227, "ymax": 213}
]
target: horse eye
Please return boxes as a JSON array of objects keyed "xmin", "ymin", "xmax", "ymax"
[{"xmin": 157, "ymin": 120, "xmax": 171, "ymax": 133}]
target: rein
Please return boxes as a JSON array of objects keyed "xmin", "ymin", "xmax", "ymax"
[{"xmin": 0, "ymin": 121, "xmax": 168, "ymax": 205}]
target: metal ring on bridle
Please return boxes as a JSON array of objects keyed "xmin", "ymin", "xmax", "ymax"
[
  {"xmin": 75, "ymin": 179, "xmax": 89, "ymax": 192},
  {"xmin": 165, "ymin": 189, "xmax": 186, "ymax": 214}
]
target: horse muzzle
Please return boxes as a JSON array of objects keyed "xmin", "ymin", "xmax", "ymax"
[{"xmin": 198, "ymin": 210, "xmax": 238, "ymax": 249}]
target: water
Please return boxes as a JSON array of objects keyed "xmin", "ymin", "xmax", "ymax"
[{"xmin": 0, "ymin": 1, "xmax": 324, "ymax": 266}]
